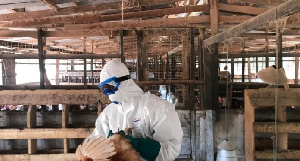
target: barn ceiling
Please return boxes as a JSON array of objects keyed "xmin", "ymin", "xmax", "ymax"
[{"xmin": 0, "ymin": 0, "xmax": 298, "ymax": 59}]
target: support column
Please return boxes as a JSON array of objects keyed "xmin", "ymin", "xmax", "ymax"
[
  {"xmin": 242, "ymin": 39, "xmax": 245, "ymax": 82},
  {"xmin": 265, "ymin": 29, "xmax": 269, "ymax": 68},
  {"xmin": 27, "ymin": 105, "xmax": 37, "ymax": 154},
  {"xmin": 136, "ymin": 30, "xmax": 147, "ymax": 91},
  {"xmin": 55, "ymin": 51, "xmax": 60, "ymax": 85},
  {"xmin": 83, "ymin": 37, "xmax": 87, "ymax": 87},
  {"xmin": 276, "ymin": 27, "xmax": 283, "ymax": 68},
  {"xmin": 205, "ymin": 0, "xmax": 219, "ymax": 159},
  {"xmin": 120, "ymin": 30, "xmax": 125, "ymax": 63},
  {"xmin": 37, "ymin": 29, "xmax": 45, "ymax": 89},
  {"xmin": 295, "ymin": 46, "xmax": 299, "ymax": 85},
  {"xmin": 62, "ymin": 104, "xmax": 69, "ymax": 153}
]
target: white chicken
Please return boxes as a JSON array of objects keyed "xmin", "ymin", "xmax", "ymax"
[{"xmin": 256, "ymin": 65, "xmax": 289, "ymax": 90}]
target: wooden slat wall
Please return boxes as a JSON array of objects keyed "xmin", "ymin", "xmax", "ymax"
[{"xmin": 245, "ymin": 88, "xmax": 300, "ymax": 161}]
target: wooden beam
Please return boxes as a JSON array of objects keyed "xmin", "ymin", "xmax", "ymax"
[
  {"xmin": 218, "ymin": 52, "xmax": 300, "ymax": 58},
  {"xmin": 233, "ymin": 0, "xmax": 286, "ymax": 6},
  {"xmin": 254, "ymin": 150, "xmax": 300, "ymax": 159},
  {"xmin": 0, "ymin": 89, "xmax": 109, "ymax": 105},
  {"xmin": 0, "ymin": 154, "xmax": 76, "ymax": 161},
  {"xmin": 136, "ymin": 30, "xmax": 144, "ymax": 83},
  {"xmin": 203, "ymin": 0, "xmax": 300, "ymax": 46},
  {"xmin": 244, "ymin": 90, "xmax": 255, "ymax": 161},
  {"xmin": 0, "ymin": 128, "xmax": 93, "ymax": 139},
  {"xmin": 0, "ymin": 12, "xmax": 100, "ymax": 28},
  {"xmin": 210, "ymin": 0, "xmax": 219, "ymax": 35},
  {"xmin": 254, "ymin": 122, "xmax": 300, "ymax": 133},
  {"xmin": 246, "ymin": 88, "xmax": 300, "ymax": 107},
  {"xmin": 64, "ymin": 16, "xmax": 210, "ymax": 30},
  {"xmin": 38, "ymin": 0, "xmax": 59, "ymax": 11},
  {"xmin": 0, "ymin": 2, "xmax": 122, "ymax": 22},
  {"xmin": 218, "ymin": 3, "xmax": 268, "ymax": 15},
  {"xmin": 0, "ymin": 53, "xmax": 122, "ymax": 59},
  {"xmin": 100, "ymin": 4, "xmax": 209, "ymax": 22}
]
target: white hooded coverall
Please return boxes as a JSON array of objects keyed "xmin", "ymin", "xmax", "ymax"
[{"xmin": 90, "ymin": 60, "xmax": 183, "ymax": 161}]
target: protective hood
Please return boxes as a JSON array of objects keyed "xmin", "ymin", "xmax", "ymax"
[{"xmin": 100, "ymin": 60, "xmax": 143, "ymax": 104}]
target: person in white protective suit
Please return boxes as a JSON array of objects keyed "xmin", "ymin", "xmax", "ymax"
[{"xmin": 90, "ymin": 60, "xmax": 183, "ymax": 161}]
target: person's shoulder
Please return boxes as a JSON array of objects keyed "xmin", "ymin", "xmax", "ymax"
[{"xmin": 144, "ymin": 92, "xmax": 174, "ymax": 109}]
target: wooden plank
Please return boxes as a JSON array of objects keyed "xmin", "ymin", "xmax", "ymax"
[
  {"xmin": 254, "ymin": 122, "xmax": 300, "ymax": 133},
  {"xmin": 277, "ymin": 106, "xmax": 288, "ymax": 150},
  {"xmin": 218, "ymin": 3, "xmax": 268, "ymax": 15},
  {"xmin": 100, "ymin": 4, "xmax": 210, "ymax": 22},
  {"xmin": 219, "ymin": 15, "xmax": 253, "ymax": 23},
  {"xmin": 0, "ymin": 89, "xmax": 109, "ymax": 105},
  {"xmin": 182, "ymin": 35, "xmax": 189, "ymax": 106},
  {"xmin": 0, "ymin": 153, "xmax": 75, "ymax": 161},
  {"xmin": 244, "ymin": 90, "xmax": 255, "ymax": 161},
  {"xmin": 218, "ymin": 52, "xmax": 300, "ymax": 58},
  {"xmin": 0, "ymin": 53, "xmax": 122, "ymax": 59},
  {"xmin": 0, "ymin": 2, "xmax": 122, "ymax": 21},
  {"xmin": 38, "ymin": 29, "xmax": 45, "ymax": 89},
  {"xmin": 246, "ymin": 88, "xmax": 300, "ymax": 107},
  {"xmin": 28, "ymin": 139, "xmax": 37, "ymax": 155},
  {"xmin": 64, "ymin": 16, "xmax": 210, "ymax": 30},
  {"xmin": 0, "ymin": 128, "xmax": 93, "ymax": 139},
  {"xmin": 27, "ymin": 105, "xmax": 37, "ymax": 154},
  {"xmin": 64, "ymin": 138, "xmax": 69, "ymax": 154},
  {"xmin": 37, "ymin": 0, "xmax": 59, "ymax": 11},
  {"xmin": 254, "ymin": 150, "xmax": 300, "ymax": 159},
  {"xmin": 233, "ymin": 0, "xmax": 286, "ymax": 6},
  {"xmin": 27, "ymin": 105, "xmax": 36, "ymax": 129},
  {"xmin": 0, "ymin": 12, "xmax": 100, "ymax": 28},
  {"xmin": 210, "ymin": 0, "xmax": 219, "ymax": 35},
  {"xmin": 62, "ymin": 104, "xmax": 69, "ymax": 128},
  {"xmin": 203, "ymin": 0, "xmax": 300, "ymax": 46}
]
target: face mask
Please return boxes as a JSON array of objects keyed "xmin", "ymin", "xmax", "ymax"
[{"xmin": 108, "ymin": 90, "xmax": 123, "ymax": 104}]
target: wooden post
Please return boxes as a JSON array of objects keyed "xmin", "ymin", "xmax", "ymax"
[
  {"xmin": 276, "ymin": 27, "xmax": 283, "ymax": 68},
  {"xmin": 189, "ymin": 28, "xmax": 196, "ymax": 160},
  {"xmin": 120, "ymin": 30, "xmax": 125, "ymax": 63},
  {"xmin": 277, "ymin": 106, "xmax": 288, "ymax": 150},
  {"xmin": 231, "ymin": 58, "xmax": 234, "ymax": 81},
  {"xmin": 244, "ymin": 90, "xmax": 255, "ymax": 161},
  {"xmin": 27, "ymin": 105, "xmax": 37, "ymax": 154},
  {"xmin": 265, "ymin": 29, "xmax": 269, "ymax": 68},
  {"xmin": 295, "ymin": 46, "xmax": 299, "ymax": 85},
  {"xmin": 2, "ymin": 59, "xmax": 16, "ymax": 85},
  {"xmin": 83, "ymin": 37, "xmax": 87, "ymax": 87},
  {"xmin": 242, "ymin": 39, "xmax": 245, "ymax": 82},
  {"xmin": 136, "ymin": 30, "xmax": 144, "ymax": 83},
  {"xmin": 37, "ymin": 29, "xmax": 45, "ymax": 89},
  {"xmin": 248, "ymin": 58, "xmax": 251, "ymax": 82},
  {"xmin": 182, "ymin": 34, "xmax": 189, "ymax": 107},
  {"xmin": 55, "ymin": 51, "xmax": 60, "ymax": 85},
  {"xmin": 62, "ymin": 104, "xmax": 69, "ymax": 153}
]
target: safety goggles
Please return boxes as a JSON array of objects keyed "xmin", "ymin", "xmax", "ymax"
[{"xmin": 98, "ymin": 75, "xmax": 131, "ymax": 95}]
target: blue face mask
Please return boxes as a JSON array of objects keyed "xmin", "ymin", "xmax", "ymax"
[{"xmin": 98, "ymin": 75, "xmax": 131, "ymax": 96}]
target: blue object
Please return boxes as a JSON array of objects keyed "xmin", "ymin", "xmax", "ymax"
[
  {"xmin": 125, "ymin": 135, "xmax": 161, "ymax": 161},
  {"xmin": 98, "ymin": 75, "xmax": 131, "ymax": 95},
  {"xmin": 98, "ymin": 77, "xmax": 120, "ymax": 95}
]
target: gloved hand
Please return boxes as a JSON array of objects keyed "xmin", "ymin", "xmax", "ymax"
[
  {"xmin": 107, "ymin": 130, "xmax": 125, "ymax": 138},
  {"xmin": 125, "ymin": 135, "xmax": 161, "ymax": 161}
]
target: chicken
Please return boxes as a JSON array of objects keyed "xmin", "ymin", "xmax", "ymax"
[
  {"xmin": 257, "ymin": 65, "xmax": 288, "ymax": 85},
  {"xmin": 76, "ymin": 133, "xmax": 140, "ymax": 161},
  {"xmin": 256, "ymin": 65, "xmax": 289, "ymax": 90}
]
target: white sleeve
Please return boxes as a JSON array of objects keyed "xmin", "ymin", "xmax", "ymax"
[
  {"xmin": 150, "ymin": 100, "xmax": 183, "ymax": 161},
  {"xmin": 89, "ymin": 110, "xmax": 110, "ymax": 138}
]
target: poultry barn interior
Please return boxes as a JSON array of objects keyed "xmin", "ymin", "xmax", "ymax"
[{"xmin": 0, "ymin": 0, "xmax": 299, "ymax": 160}]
